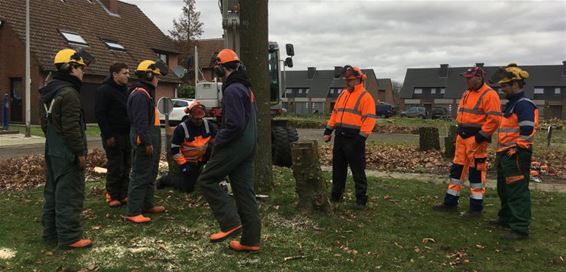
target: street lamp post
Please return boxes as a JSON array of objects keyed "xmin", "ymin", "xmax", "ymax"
[{"xmin": 25, "ymin": 0, "xmax": 31, "ymax": 137}]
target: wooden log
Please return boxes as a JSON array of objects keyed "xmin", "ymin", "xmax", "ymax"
[
  {"xmin": 444, "ymin": 125, "xmax": 457, "ymax": 158},
  {"xmin": 291, "ymin": 140, "xmax": 332, "ymax": 215},
  {"xmin": 419, "ymin": 127, "xmax": 440, "ymax": 151}
]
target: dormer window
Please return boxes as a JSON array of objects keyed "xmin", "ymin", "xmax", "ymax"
[
  {"xmin": 60, "ymin": 31, "xmax": 88, "ymax": 46},
  {"xmin": 103, "ymin": 40, "xmax": 125, "ymax": 51}
]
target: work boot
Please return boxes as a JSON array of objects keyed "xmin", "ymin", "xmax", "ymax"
[
  {"xmin": 106, "ymin": 192, "xmax": 121, "ymax": 207},
  {"xmin": 461, "ymin": 210, "xmax": 482, "ymax": 218},
  {"xmin": 120, "ymin": 197, "xmax": 128, "ymax": 204},
  {"xmin": 209, "ymin": 225, "xmax": 242, "ymax": 243},
  {"xmin": 432, "ymin": 203, "xmax": 457, "ymax": 212},
  {"xmin": 62, "ymin": 239, "xmax": 93, "ymax": 249},
  {"xmin": 145, "ymin": 206, "xmax": 166, "ymax": 214},
  {"xmin": 501, "ymin": 230, "xmax": 528, "ymax": 241},
  {"xmin": 229, "ymin": 240, "xmax": 260, "ymax": 253},
  {"xmin": 127, "ymin": 214, "xmax": 152, "ymax": 223},
  {"xmin": 488, "ymin": 218, "xmax": 510, "ymax": 228}
]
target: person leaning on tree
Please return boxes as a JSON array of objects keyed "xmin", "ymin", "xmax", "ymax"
[
  {"xmin": 490, "ymin": 63, "xmax": 538, "ymax": 240},
  {"xmin": 95, "ymin": 62, "xmax": 131, "ymax": 207},
  {"xmin": 38, "ymin": 48, "xmax": 95, "ymax": 249}
]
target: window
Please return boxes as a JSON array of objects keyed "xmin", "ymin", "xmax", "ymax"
[
  {"xmin": 555, "ymin": 88, "xmax": 561, "ymax": 95},
  {"xmin": 305, "ymin": 89, "xmax": 309, "ymax": 94},
  {"xmin": 440, "ymin": 88, "xmax": 446, "ymax": 95},
  {"xmin": 297, "ymin": 89, "xmax": 302, "ymax": 94},
  {"xmin": 431, "ymin": 88, "xmax": 436, "ymax": 95},
  {"xmin": 173, "ymin": 100, "xmax": 189, "ymax": 107},
  {"xmin": 534, "ymin": 88, "xmax": 544, "ymax": 95},
  {"xmin": 285, "ymin": 89, "xmax": 292, "ymax": 94},
  {"xmin": 157, "ymin": 52, "xmax": 168, "ymax": 65},
  {"xmin": 60, "ymin": 31, "xmax": 88, "ymax": 45},
  {"xmin": 103, "ymin": 40, "xmax": 125, "ymax": 51},
  {"xmin": 414, "ymin": 88, "xmax": 422, "ymax": 94}
]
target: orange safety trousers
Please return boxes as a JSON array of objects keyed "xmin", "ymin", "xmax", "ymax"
[{"xmin": 444, "ymin": 135, "xmax": 489, "ymax": 211}]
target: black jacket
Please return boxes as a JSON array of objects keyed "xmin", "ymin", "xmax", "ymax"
[
  {"xmin": 95, "ymin": 77, "xmax": 130, "ymax": 139},
  {"xmin": 127, "ymin": 81, "xmax": 156, "ymax": 146}
]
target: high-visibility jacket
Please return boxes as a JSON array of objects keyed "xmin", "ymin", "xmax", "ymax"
[
  {"xmin": 497, "ymin": 96, "xmax": 539, "ymax": 152},
  {"xmin": 456, "ymin": 83, "xmax": 501, "ymax": 140},
  {"xmin": 171, "ymin": 119, "xmax": 215, "ymax": 165},
  {"xmin": 325, "ymin": 83, "xmax": 376, "ymax": 138}
]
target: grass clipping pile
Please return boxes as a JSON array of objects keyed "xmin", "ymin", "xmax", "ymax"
[{"xmin": 0, "ymin": 149, "xmax": 107, "ymax": 191}]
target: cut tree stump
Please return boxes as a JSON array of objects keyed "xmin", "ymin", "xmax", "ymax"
[
  {"xmin": 291, "ymin": 140, "xmax": 332, "ymax": 215},
  {"xmin": 444, "ymin": 125, "xmax": 457, "ymax": 158},
  {"xmin": 419, "ymin": 127, "xmax": 440, "ymax": 151},
  {"xmin": 165, "ymin": 126, "xmax": 181, "ymax": 176}
]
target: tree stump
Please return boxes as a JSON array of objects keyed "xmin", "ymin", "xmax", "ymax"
[
  {"xmin": 444, "ymin": 125, "xmax": 457, "ymax": 158},
  {"xmin": 419, "ymin": 127, "xmax": 440, "ymax": 151},
  {"xmin": 291, "ymin": 140, "xmax": 332, "ymax": 215},
  {"xmin": 165, "ymin": 126, "xmax": 181, "ymax": 176}
]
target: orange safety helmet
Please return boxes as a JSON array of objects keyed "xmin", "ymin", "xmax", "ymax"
[
  {"xmin": 342, "ymin": 65, "xmax": 367, "ymax": 81},
  {"xmin": 184, "ymin": 100, "xmax": 206, "ymax": 118},
  {"xmin": 216, "ymin": 49, "xmax": 240, "ymax": 64}
]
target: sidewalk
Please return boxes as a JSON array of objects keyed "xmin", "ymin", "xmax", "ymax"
[{"xmin": 0, "ymin": 133, "xmax": 45, "ymax": 147}]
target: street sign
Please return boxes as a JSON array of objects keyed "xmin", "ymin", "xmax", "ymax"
[{"xmin": 157, "ymin": 97, "xmax": 174, "ymax": 115}]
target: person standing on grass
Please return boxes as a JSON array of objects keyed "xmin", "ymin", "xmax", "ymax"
[
  {"xmin": 432, "ymin": 66, "xmax": 501, "ymax": 217},
  {"xmin": 38, "ymin": 48, "xmax": 94, "ymax": 249},
  {"xmin": 198, "ymin": 49, "xmax": 261, "ymax": 253},
  {"xmin": 95, "ymin": 62, "xmax": 131, "ymax": 207},
  {"xmin": 125, "ymin": 60, "xmax": 168, "ymax": 223},
  {"xmin": 323, "ymin": 65, "xmax": 376, "ymax": 210},
  {"xmin": 491, "ymin": 64, "xmax": 537, "ymax": 240}
]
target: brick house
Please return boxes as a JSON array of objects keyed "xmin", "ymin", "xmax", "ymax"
[
  {"xmin": 0, "ymin": 0, "xmax": 181, "ymax": 124},
  {"xmin": 400, "ymin": 62, "xmax": 566, "ymax": 119}
]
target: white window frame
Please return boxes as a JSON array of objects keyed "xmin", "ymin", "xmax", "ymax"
[
  {"xmin": 555, "ymin": 88, "xmax": 561, "ymax": 95},
  {"xmin": 431, "ymin": 88, "xmax": 436, "ymax": 95},
  {"xmin": 534, "ymin": 88, "xmax": 544, "ymax": 95},
  {"xmin": 440, "ymin": 88, "xmax": 446, "ymax": 95},
  {"xmin": 61, "ymin": 31, "xmax": 88, "ymax": 45},
  {"xmin": 285, "ymin": 88, "xmax": 292, "ymax": 94},
  {"xmin": 414, "ymin": 88, "xmax": 423, "ymax": 94},
  {"xmin": 104, "ymin": 40, "xmax": 125, "ymax": 51}
]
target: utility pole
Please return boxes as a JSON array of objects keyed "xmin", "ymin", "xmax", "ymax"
[
  {"xmin": 25, "ymin": 0, "xmax": 31, "ymax": 137},
  {"xmin": 239, "ymin": 0, "xmax": 273, "ymax": 192}
]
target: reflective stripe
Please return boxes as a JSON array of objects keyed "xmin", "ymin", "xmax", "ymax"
[
  {"xmin": 519, "ymin": 135, "xmax": 533, "ymax": 141},
  {"xmin": 470, "ymin": 183, "xmax": 484, "ymax": 189},
  {"xmin": 359, "ymin": 132, "xmax": 369, "ymax": 138},
  {"xmin": 500, "ymin": 142, "xmax": 516, "ymax": 147},
  {"xmin": 519, "ymin": 120, "xmax": 535, "ymax": 127},
  {"xmin": 353, "ymin": 91, "xmax": 368, "ymax": 114},
  {"xmin": 458, "ymin": 123, "xmax": 482, "ymax": 128},
  {"xmin": 470, "ymin": 192, "xmax": 483, "ymax": 200},
  {"xmin": 173, "ymin": 153, "xmax": 183, "ymax": 159},
  {"xmin": 458, "ymin": 108, "xmax": 484, "ymax": 115},
  {"xmin": 472, "ymin": 88, "xmax": 494, "ymax": 111},
  {"xmin": 204, "ymin": 119, "xmax": 210, "ymax": 134},
  {"xmin": 362, "ymin": 114, "xmax": 378, "ymax": 119},
  {"xmin": 447, "ymin": 189, "xmax": 460, "ymax": 196},
  {"xmin": 499, "ymin": 127, "xmax": 520, "ymax": 133},
  {"xmin": 478, "ymin": 130, "xmax": 490, "ymax": 138},
  {"xmin": 450, "ymin": 178, "xmax": 464, "ymax": 186},
  {"xmin": 180, "ymin": 122, "xmax": 190, "ymax": 139},
  {"xmin": 326, "ymin": 125, "xmax": 334, "ymax": 130},
  {"xmin": 171, "ymin": 144, "xmax": 181, "ymax": 148},
  {"xmin": 181, "ymin": 145, "xmax": 208, "ymax": 151},
  {"xmin": 335, "ymin": 108, "xmax": 361, "ymax": 115},
  {"xmin": 336, "ymin": 123, "xmax": 361, "ymax": 129},
  {"xmin": 486, "ymin": 111, "xmax": 502, "ymax": 116}
]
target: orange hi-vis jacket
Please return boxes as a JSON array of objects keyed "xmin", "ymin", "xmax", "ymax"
[
  {"xmin": 325, "ymin": 83, "xmax": 376, "ymax": 138},
  {"xmin": 171, "ymin": 120, "xmax": 214, "ymax": 165},
  {"xmin": 456, "ymin": 83, "xmax": 501, "ymax": 139},
  {"xmin": 497, "ymin": 98, "xmax": 539, "ymax": 152}
]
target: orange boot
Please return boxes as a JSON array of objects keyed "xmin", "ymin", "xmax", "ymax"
[
  {"xmin": 106, "ymin": 192, "xmax": 121, "ymax": 207},
  {"xmin": 127, "ymin": 214, "xmax": 152, "ymax": 223},
  {"xmin": 63, "ymin": 239, "xmax": 93, "ymax": 249},
  {"xmin": 229, "ymin": 240, "xmax": 260, "ymax": 253},
  {"xmin": 209, "ymin": 225, "xmax": 242, "ymax": 243}
]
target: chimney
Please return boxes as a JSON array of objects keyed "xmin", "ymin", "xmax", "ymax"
[
  {"xmin": 475, "ymin": 63, "xmax": 484, "ymax": 67},
  {"xmin": 307, "ymin": 67, "xmax": 316, "ymax": 79},
  {"xmin": 439, "ymin": 64, "xmax": 449, "ymax": 78},
  {"xmin": 100, "ymin": 0, "xmax": 119, "ymax": 14},
  {"xmin": 562, "ymin": 61, "xmax": 566, "ymax": 76}
]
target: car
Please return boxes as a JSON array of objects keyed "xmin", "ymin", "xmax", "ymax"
[
  {"xmin": 400, "ymin": 106, "xmax": 427, "ymax": 119},
  {"xmin": 158, "ymin": 98, "xmax": 194, "ymax": 126},
  {"xmin": 376, "ymin": 103, "xmax": 394, "ymax": 118},
  {"xmin": 431, "ymin": 106, "xmax": 450, "ymax": 119}
]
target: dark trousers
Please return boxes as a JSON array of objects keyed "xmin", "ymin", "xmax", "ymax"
[
  {"xmin": 331, "ymin": 135, "xmax": 368, "ymax": 205},
  {"xmin": 127, "ymin": 126, "xmax": 161, "ymax": 216},
  {"xmin": 102, "ymin": 134, "xmax": 131, "ymax": 200},
  {"xmin": 42, "ymin": 155, "xmax": 85, "ymax": 246},
  {"xmin": 160, "ymin": 163, "xmax": 202, "ymax": 193},
  {"xmin": 496, "ymin": 148, "xmax": 532, "ymax": 235}
]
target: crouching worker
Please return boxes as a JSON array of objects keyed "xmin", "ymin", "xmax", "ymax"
[{"xmin": 157, "ymin": 101, "xmax": 216, "ymax": 192}]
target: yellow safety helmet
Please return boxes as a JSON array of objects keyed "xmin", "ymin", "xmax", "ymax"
[
  {"xmin": 54, "ymin": 48, "xmax": 94, "ymax": 67},
  {"xmin": 136, "ymin": 59, "xmax": 169, "ymax": 77},
  {"xmin": 498, "ymin": 63, "xmax": 529, "ymax": 85}
]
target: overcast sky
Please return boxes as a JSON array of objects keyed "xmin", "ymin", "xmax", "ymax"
[{"xmin": 123, "ymin": 0, "xmax": 566, "ymax": 82}]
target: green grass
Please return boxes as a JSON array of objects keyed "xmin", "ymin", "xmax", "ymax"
[
  {"xmin": 8, "ymin": 124, "xmax": 101, "ymax": 138},
  {"xmin": 1, "ymin": 168, "xmax": 565, "ymax": 271}
]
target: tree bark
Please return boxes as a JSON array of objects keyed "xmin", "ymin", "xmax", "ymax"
[
  {"xmin": 240, "ymin": 0, "xmax": 273, "ymax": 193},
  {"xmin": 419, "ymin": 127, "xmax": 440, "ymax": 151},
  {"xmin": 291, "ymin": 141, "xmax": 332, "ymax": 215},
  {"xmin": 444, "ymin": 125, "xmax": 457, "ymax": 158}
]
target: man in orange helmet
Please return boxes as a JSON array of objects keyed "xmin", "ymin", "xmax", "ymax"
[
  {"xmin": 324, "ymin": 65, "xmax": 377, "ymax": 210},
  {"xmin": 433, "ymin": 66, "xmax": 501, "ymax": 217},
  {"xmin": 157, "ymin": 101, "xmax": 216, "ymax": 193},
  {"xmin": 197, "ymin": 49, "xmax": 261, "ymax": 253}
]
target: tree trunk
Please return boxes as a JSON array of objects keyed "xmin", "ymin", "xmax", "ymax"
[
  {"xmin": 240, "ymin": 0, "xmax": 273, "ymax": 193},
  {"xmin": 419, "ymin": 127, "xmax": 440, "ymax": 151},
  {"xmin": 291, "ymin": 140, "xmax": 332, "ymax": 215},
  {"xmin": 165, "ymin": 127, "xmax": 181, "ymax": 175},
  {"xmin": 444, "ymin": 125, "xmax": 457, "ymax": 158}
]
